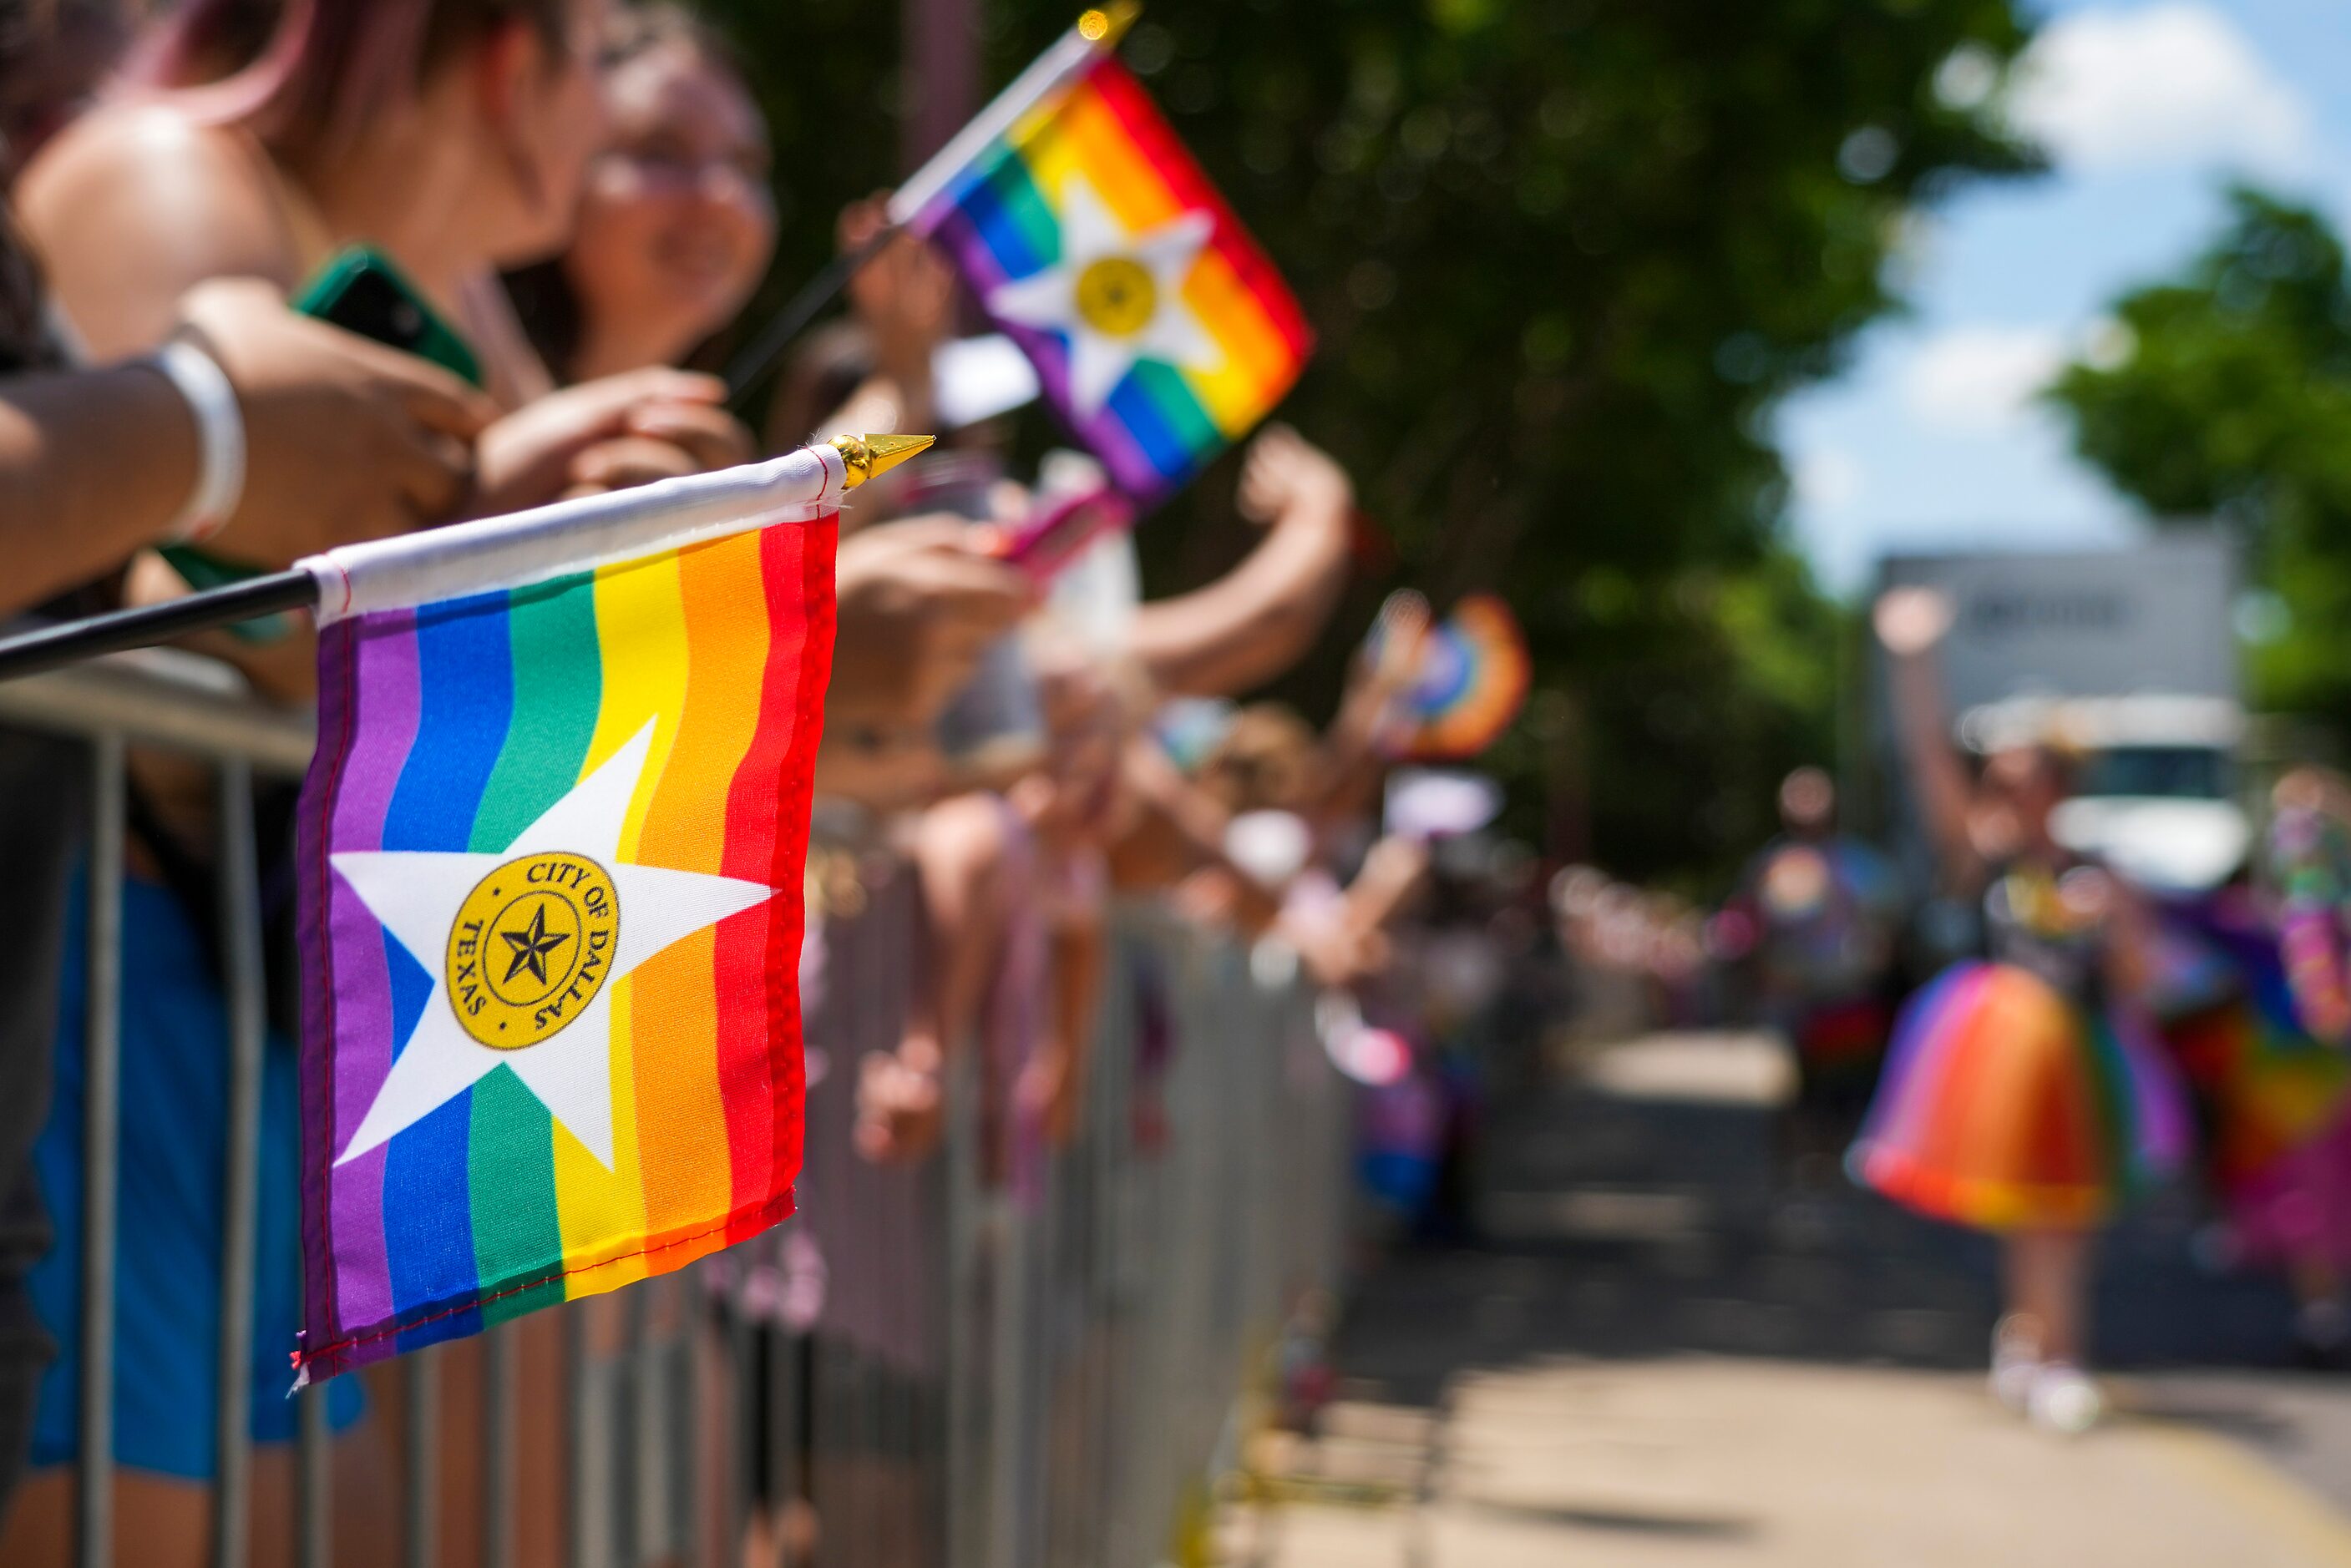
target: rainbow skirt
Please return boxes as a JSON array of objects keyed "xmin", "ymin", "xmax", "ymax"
[{"xmin": 1848, "ymin": 963, "xmax": 2187, "ymax": 1230}]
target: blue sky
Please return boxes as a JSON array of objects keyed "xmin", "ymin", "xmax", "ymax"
[{"xmin": 1781, "ymin": 0, "xmax": 2351, "ymax": 592}]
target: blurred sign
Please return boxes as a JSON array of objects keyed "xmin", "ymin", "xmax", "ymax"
[{"xmin": 1877, "ymin": 534, "xmax": 2238, "ymax": 711}]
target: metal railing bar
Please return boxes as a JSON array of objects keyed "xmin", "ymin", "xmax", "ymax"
[
  {"xmin": 73, "ymin": 734, "xmax": 124, "ymax": 1568},
  {"xmin": 722, "ymin": 1297, "xmax": 752, "ymax": 1568},
  {"xmin": 671, "ymin": 1276, "xmax": 699, "ymax": 1565},
  {"xmin": 615, "ymin": 1285, "xmax": 646, "ymax": 1568},
  {"xmin": 564, "ymin": 1302, "xmax": 594, "ymax": 1568},
  {"xmin": 0, "ymin": 650, "xmax": 313, "ymax": 775},
  {"xmin": 405, "ymin": 1344, "xmax": 441, "ymax": 1568},
  {"xmin": 211, "ymin": 758, "xmax": 266, "ymax": 1568},
  {"xmin": 813, "ymin": 1340, "xmax": 844, "ymax": 1568},
  {"xmin": 38, "ymin": 737, "xmax": 1350, "ymax": 1568},
  {"xmin": 297, "ymin": 1381, "xmax": 331, "ymax": 1568},
  {"xmin": 484, "ymin": 1320, "xmax": 518, "ymax": 1568},
  {"xmin": 780, "ymin": 1325, "xmax": 808, "ymax": 1568}
]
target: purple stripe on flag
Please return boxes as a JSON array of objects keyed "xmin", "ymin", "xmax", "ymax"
[
  {"xmin": 323, "ymin": 611, "xmax": 423, "ymax": 1334},
  {"xmin": 991, "ymin": 321, "xmax": 1162, "ymax": 500}
]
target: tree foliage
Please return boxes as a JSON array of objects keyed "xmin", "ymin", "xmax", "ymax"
[
  {"xmin": 703, "ymin": 0, "xmax": 2034, "ymax": 884},
  {"xmin": 2050, "ymin": 188, "xmax": 2351, "ymax": 726}
]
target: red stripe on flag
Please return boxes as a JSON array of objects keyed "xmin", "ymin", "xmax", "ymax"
[
  {"xmin": 1081, "ymin": 58, "xmax": 1316, "ymax": 360},
  {"xmin": 713, "ymin": 520, "xmax": 832, "ymax": 1234},
  {"xmin": 735, "ymin": 518, "xmax": 834, "ymax": 1233}
]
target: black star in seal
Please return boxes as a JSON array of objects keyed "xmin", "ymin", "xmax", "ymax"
[{"xmin": 499, "ymin": 904, "xmax": 571, "ymax": 987}]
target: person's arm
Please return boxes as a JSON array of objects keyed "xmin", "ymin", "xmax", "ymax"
[
  {"xmin": 1305, "ymin": 595, "xmax": 1430, "ymax": 827},
  {"xmin": 0, "ymin": 282, "xmax": 496, "ymax": 616},
  {"xmin": 1340, "ymin": 834, "xmax": 1431, "ymax": 948},
  {"xmin": 0, "ymin": 362, "xmax": 202, "ymax": 609},
  {"xmin": 1026, "ymin": 878, "xmax": 1107, "ymax": 1146},
  {"xmin": 1126, "ymin": 426, "xmax": 1353, "ymax": 698},
  {"xmin": 18, "ymin": 109, "xmax": 744, "ymax": 521},
  {"xmin": 1117, "ymin": 739, "xmax": 1234, "ymax": 869},
  {"xmin": 18, "ymin": 107, "xmax": 299, "ymax": 357},
  {"xmin": 1874, "ymin": 588, "xmax": 1980, "ymax": 889}
]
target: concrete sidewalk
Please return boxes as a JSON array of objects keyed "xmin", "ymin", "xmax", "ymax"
[
  {"xmin": 1229, "ymin": 1031, "xmax": 2351, "ymax": 1566},
  {"xmin": 1248, "ymin": 1359, "xmax": 2351, "ymax": 1566}
]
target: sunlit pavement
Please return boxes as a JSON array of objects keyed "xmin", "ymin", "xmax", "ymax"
[{"xmin": 1228, "ymin": 1032, "xmax": 2351, "ymax": 1566}]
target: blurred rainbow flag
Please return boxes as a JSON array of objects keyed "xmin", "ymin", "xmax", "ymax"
[
  {"xmin": 293, "ymin": 452, "xmax": 842, "ymax": 1380},
  {"xmin": 916, "ymin": 57, "xmax": 1312, "ymax": 503},
  {"xmin": 1366, "ymin": 593, "xmax": 1533, "ymax": 761}
]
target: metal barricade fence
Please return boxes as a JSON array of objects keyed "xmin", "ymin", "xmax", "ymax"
[{"xmin": 0, "ymin": 650, "xmax": 1355, "ymax": 1568}]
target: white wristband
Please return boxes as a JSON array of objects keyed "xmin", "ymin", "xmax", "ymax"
[{"xmin": 152, "ymin": 339, "xmax": 246, "ymax": 544}]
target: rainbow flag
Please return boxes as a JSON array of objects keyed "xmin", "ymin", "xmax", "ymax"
[
  {"xmin": 1365, "ymin": 593, "xmax": 1533, "ymax": 761},
  {"xmin": 292, "ymin": 454, "xmax": 840, "ymax": 1381},
  {"xmin": 919, "ymin": 57, "xmax": 1312, "ymax": 503}
]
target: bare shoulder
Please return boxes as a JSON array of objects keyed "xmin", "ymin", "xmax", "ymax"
[{"xmin": 18, "ymin": 104, "xmax": 296, "ymax": 355}]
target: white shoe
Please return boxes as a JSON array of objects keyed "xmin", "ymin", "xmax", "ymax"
[
  {"xmin": 2027, "ymin": 1362, "xmax": 2104, "ymax": 1435},
  {"xmin": 1989, "ymin": 1318, "xmax": 2040, "ymax": 1414}
]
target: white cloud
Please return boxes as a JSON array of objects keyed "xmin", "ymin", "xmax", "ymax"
[
  {"xmin": 1898, "ymin": 326, "xmax": 2067, "ymax": 435},
  {"xmin": 2010, "ymin": 4, "xmax": 2314, "ymax": 175},
  {"xmin": 1792, "ymin": 447, "xmax": 1864, "ymax": 513}
]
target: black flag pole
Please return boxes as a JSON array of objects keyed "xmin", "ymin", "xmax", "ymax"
[
  {"xmin": 0, "ymin": 569, "xmax": 318, "ymax": 683},
  {"xmin": 722, "ymin": 225, "xmax": 899, "ymax": 406},
  {"xmin": 0, "ymin": 433, "xmax": 936, "ymax": 685}
]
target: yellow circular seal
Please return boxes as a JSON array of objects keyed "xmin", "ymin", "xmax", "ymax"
[
  {"xmin": 1074, "ymin": 255, "xmax": 1158, "ymax": 337},
  {"xmin": 445, "ymin": 852, "xmax": 621, "ymax": 1050}
]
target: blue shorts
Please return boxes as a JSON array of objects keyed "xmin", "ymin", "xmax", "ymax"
[{"xmin": 28, "ymin": 873, "xmax": 362, "ymax": 1480}]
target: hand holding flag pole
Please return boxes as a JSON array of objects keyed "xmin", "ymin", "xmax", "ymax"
[
  {"xmin": 722, "ymin": 3, "xmax": 1141, "ymax": 403},
  {"xmin": 0, "ymin": 433, "xmax": 935, "ymax": 682}
]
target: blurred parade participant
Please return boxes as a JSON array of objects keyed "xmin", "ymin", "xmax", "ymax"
[
  {"xmin": 504, "ymin": 3, "xmax": 773, "ymax": 383},
  {"xmin": 1847, "ymin": 587, "xmax": 2187, "ymax": 1434},
  {"xmin": 1720, "ymin": 766, "xmax": 1903, "ymax": 1171},
  {"xmin": 2155, "ymin": 769, "xmax": 2351, "ymax": 1366}
]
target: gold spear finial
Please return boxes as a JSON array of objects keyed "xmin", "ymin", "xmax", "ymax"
[
  {"xmin": 832, "ymin": 433, "xmax": 936, "ymax": 488},
  {"xmin": 1078, "ymin": 2, "xmax": 1141, "ymax": 46}
]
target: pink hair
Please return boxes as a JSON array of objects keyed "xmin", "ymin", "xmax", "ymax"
[{"xmin": 126, "ymin": 0, "xmax": 563, "ymax": 150}]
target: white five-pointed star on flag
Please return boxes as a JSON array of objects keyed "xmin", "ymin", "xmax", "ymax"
[
  {"xmin": 986, "ymin": 174, "xmax": 1224, "ymax": 419},
  {"xmin": 332, "ymin": 722, "xmax": 776, "ymax": 1171}
]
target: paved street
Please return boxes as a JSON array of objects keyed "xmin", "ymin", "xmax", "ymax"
[{"xmin": 1232, "ymin": 1033, "xmax": 2351, "ymax": 1565}]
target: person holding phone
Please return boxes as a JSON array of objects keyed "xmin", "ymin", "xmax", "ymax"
[
  {"xmin": 0, "ymin": 0, "xmax": 622, "ymax": 1545},
  {"xmin": 0, "ymin": 277, "xmax": 494, "ymax": 613},
  {"xmin": 1847, "ymin": 588, "xmax": 2188, "ymax": 1436},
  {"xmin": 19, "ymin": 0, "xmax": 747, "ymax": 513},
  {"xmin": 0, "ymin": 6, "xmax": 745, "ymax": 1561},
  {"xmin": 0, "ymin": 277, "xmax": 504, "ymax": 1555}
]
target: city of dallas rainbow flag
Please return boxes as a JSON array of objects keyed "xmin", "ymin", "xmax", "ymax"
[
  {"xmin": 915, "ymin": 54, "xmax": 1312, "ymax": 504},
  {"xmin": 291, "ymin": 446, "xmax": 848, "ymax": 1382}
]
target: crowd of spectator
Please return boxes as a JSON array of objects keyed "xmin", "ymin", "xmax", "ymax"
[{"xmin": 0, "ymin": 2, "xmax": 1520, "ymax": 1560}]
